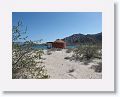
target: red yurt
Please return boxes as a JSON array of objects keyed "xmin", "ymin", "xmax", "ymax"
[{"xmin": 52, "ymin": 39, "xmax": 66, "ymax": 49}]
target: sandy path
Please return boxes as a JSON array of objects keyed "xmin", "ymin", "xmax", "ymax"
[{"xmin": 38, "ymin": 49, "xmax": 102, "ymax": 79}]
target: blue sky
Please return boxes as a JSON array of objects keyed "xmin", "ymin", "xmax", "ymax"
[{"xmin": 12, "ymin": 12, "xmax": 102, "ymax": 42}]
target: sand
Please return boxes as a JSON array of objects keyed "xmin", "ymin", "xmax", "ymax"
[{"xmin": 37, "ymin": 49, "xmax": 102, "ymax": 79}]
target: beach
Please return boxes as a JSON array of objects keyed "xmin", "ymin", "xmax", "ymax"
[{"xmin": 37, "ymin": 49, "xmax": 102, "ymax": 79}]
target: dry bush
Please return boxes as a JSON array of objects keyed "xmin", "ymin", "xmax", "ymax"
[
  {"xmin": 68, "ymin": 68, "xmax": 75, "ymax": 73},
  {"xmin": 73, "ymin": 45, "xmax": 102, "ymax": 61},
  {"xmin": 91, "ymin": 62, "xmax": 102, "ymax": 73},
  {"xmin": 12, "ymin": 21, "xmax": 49, "ymax": 79},
  {"xmin": 56, "ymin": 48, "xmax": 62, "ymax": 51},
  {"xmin": 66, "ymin": 48, "xmax": 73, "ymax": 53},
  {"xmin": 64, "ymin": 56, "xmax": 71, "ymax": 60},
  {"xmin": 47, "ymin": 50, "xmax": 52, "ymax": 55}
]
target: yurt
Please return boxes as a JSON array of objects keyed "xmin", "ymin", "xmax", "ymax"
[{"xmin": 52, "ymin": 39, "xmax": 66, "ymax": 49}]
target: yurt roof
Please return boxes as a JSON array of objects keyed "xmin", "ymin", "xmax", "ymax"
[{"xmin": 54, "ymin": 39, "xmax": 65, "ymax": 43}]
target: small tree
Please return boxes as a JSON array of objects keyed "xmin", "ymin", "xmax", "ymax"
[{"xmin": 12, "ymin": 20, "xmax": 49, "ymax": 79}]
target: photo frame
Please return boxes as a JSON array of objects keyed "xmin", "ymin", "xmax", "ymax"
[{"xmin": 0, "ymin": 0, "xmax": 114, "ymax": 91}]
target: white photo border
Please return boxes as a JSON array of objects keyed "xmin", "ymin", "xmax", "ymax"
[{"xmin": 0, "ymin": 0, "xmax": 114, "ymax": 91}]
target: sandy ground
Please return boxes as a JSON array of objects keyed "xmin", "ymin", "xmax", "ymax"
[{"xmin": 37, "ymin": 49, "xmax": 102, "ymax": 79}]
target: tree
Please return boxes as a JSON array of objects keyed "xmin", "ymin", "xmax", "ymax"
[{"xmin": 12, "ymin": 20, "xmax": 49, "ymax": 79}]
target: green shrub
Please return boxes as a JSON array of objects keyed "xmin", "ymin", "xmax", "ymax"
[
  {"xmin": 56, "ymin": 48, "xmax": 62, "ymax": 51},
  {"xmin": 68, "ymin": 68, "xmax": 75, "ymax": 73},
  {"xmin": 47, "ymin": 50, "xmax": 52, "ymax": 55},
  {"xmin": 73, "ymin": 45, "xmax": 101, "ymax": 61},
  {"xmin": 12, "ymin": 20, "xmax": 49, "ymax": 79},
  {"xmin": 83, "ymin": 60, "xmax": 92, "ymax": 65},
  {"xmin": 91, "ymin": 62, "xmax": 102, "ymax": 73},
  {"xmin": 64, "ymin": 56, "xmax": 71, "ymax": 60},
  {"xmin": 66, "ymin": 48, "xmax": 73, "ymax": 53}
]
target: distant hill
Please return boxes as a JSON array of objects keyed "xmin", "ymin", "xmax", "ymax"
[
  {"xmin": 13, "ymin": 32, "xmax": 102, "ymax": 47},
  {"xmin": 63, "ymin": 32, "xmax": 102, "ymax": 46}
]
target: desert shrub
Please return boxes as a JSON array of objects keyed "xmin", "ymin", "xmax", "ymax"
[
  {"xmin": 12, "ymin": 20, "xmax": 49, "ymax": 79},
  {"xmin": 83, "ymin": 60, "xmax": 92, "ymax": 65},
  {"xmin": 56, "ymin": 48, "xmax": 62, "ymax": 51},
  {"xmin": 12, "ymin": 65, "xmax": 49, "ymax": 79},
  {"xmin": 91, "ymin": 62, "xmax": 102, "ymax": 73},
  {"xmin": 64, "ymin": 56, "xmax": 71, "ymax": 60},
  {"xmin": 66, "ymin": 48, "xmax": 73, "ymax": 53},
  {"xmin": 68, "ymin": 68, "xmax": 75, "ymax": 73},
  {"xmin": 47, "ymin": 50, "xmax": 52, "ymax": 55},
  {"xmin": 33, "ymin": 49, "xmax": 44, "ymax": 59},
  {"xmin": 97, "ymin": 49, "xmax": 102, "ymax": 59},
  {"xmin": 73, "ymin": 45, "xmax": 101, "ymax": 61}
]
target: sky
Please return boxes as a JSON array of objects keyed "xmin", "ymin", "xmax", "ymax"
[{"xmin": 12, "ymin": 12, "xmax": 102, "ymax": 43}]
